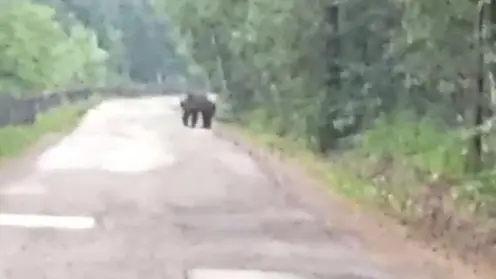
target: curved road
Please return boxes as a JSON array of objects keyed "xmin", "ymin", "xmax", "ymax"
[{"xmin": 0, "ymin": 96, "xmax": 462, "ymax": 278}]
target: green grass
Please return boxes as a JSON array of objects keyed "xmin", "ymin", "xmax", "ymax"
[
  {"xmin": 360, "ymin": 111, "xmax": 466, "ymax": 178},
  {"xmin": 231, "ymin": 108, "xmax": 496, "ymax": 220},
  {"xmin": 226, "ymin": 108, "xmax": 496, "ymax": 262},
  {"xmin": 0, "ymin": 101, "xmax": 93, "ymax": 158}
]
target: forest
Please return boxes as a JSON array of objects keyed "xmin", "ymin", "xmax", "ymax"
[
  {"xmin": 0, "ymin": 0, "xmax": 189, "ymax": 96},
  {"xmin": 2, "ymin": 0, "xmax": 496, "ymax": 264},
  {"xmin": 157, "ymin": 0, "xmax": 496, "ymax": 262}
]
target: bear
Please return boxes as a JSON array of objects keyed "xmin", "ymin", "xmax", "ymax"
[{"xmin": 179, "ymin": 92, "xmax": 216, "ymax": 129}]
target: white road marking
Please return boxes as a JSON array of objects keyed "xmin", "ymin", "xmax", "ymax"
[
  {"xmin": 188, "ymin": 269, "xmax": 308, "ymax": 279},
  {"xmin": 0, "ymin": 214, "xmax": 95, "ymax": 230}
]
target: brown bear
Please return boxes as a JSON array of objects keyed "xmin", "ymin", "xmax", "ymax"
[{"xmin": 179, "ymin": 92, "xmax": 216, "ymax": 129}]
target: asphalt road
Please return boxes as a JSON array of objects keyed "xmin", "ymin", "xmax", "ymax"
[{"xmin": 0, "ymin": 96, "xmax": 452, "ymax": 279}]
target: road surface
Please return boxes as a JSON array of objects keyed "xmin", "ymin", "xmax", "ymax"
[{"xmin": 0, "ymin": 96, "xmax": 477, "ymax": 279}]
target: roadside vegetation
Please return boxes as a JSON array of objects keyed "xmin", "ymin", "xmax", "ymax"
[
  {"xmin": 0, "ymin": 101, "xmax": 94, "ymax": 158},
  {"xmin": 0, "ymin": 0, "xmax": 187, "ymax": 157},
  {"xmin": 157, "ymin": 0, "xmax": 496, "ymax": 264}
]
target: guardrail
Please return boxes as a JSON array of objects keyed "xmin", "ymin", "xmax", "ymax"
[{"xmin": 0, "ymin": 84, "xmax": 185, "ymax": 128}]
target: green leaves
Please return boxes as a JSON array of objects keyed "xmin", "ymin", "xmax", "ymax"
[
  {"xmin": 152, "ymin": 0, "xmax": 328, "ymax": 139},
  {"xmin": 0, "ymin": 0, "xmax": 109, "ymax": 93},
  {"xmin": 153, "ymin": 0, "xmax": 495, "ymax": 164}
]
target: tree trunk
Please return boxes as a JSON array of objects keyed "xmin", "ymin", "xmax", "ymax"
[
  {"xmin": 466, "ymin": 2, "xmax": 487, "ymax": 172},
  {"xmin": 317, "ymin": 4, "xmax": 342, "ymax": 153}
]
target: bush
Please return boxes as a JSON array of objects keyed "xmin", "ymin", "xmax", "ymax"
[{"xmin": 361, "ymin": 111, "xmax": 466, "ymax": 177}]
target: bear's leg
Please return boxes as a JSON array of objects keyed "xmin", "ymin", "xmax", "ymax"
[
  {"xmin": 182, "ymin": 110, "xmax": 190, "ymax": 126},
  {"xmin": 201, "ymin": 110, "xmax": 212, "ymax": 129},
  {"xmin": 191, "ymin": 110, "xmax": 199, "ymax": 128}
]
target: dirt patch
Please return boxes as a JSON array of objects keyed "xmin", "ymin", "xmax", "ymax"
[{"xmin": 215, "ymin": 126, "xmax": 496, "ymax": 279}]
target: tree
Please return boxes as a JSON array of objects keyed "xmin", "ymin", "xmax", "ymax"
[
  {"xmin": 0, "ymin": 0, "xmax": 109, "ymax": 94},
  {"xmin": 155, "ymin": 0, "xmax": 496, "ymax": 172},
  {"xmin": 36, "ymin": 0, "xmax": 188, "ymax": 83}
]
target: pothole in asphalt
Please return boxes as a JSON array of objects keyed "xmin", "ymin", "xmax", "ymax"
[{"xmin": 171, "ymin": 210, "xmax": 329, "ymax": 241}]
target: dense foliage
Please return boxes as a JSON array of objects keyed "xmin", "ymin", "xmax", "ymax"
[
  {"xmin": 156, "ymin": 0, "xmax": 496, "ymax": 170},
  {"xmin": 0, "ymin": 0, "xmax": 106, "ymax": 94},
  {"xmin": 0, "ymin": 0, "xmax": 188, "ymax": 95},
  {"xmin": 156, "ymin": 0, "xmax": 496, "ymax": 247},
  {"xmin": 36, "ymin": 0, "xmax": 189, "ymax": 84}
]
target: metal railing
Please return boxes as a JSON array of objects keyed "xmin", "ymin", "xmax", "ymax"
[{"xmin": 0, "ymin": 84, "xmax": 185, "ymax": 128}]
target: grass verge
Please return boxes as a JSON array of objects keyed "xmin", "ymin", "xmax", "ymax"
[
  {"xmin": 226, "ymin": 110, "xmax": 496, "ymax": 266},
  {"xmin": 0, "ymin": 101, "xmax": 94, "ymax": 158}
]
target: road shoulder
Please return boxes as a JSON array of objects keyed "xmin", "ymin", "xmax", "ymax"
[
  {"xmin": 215, "ymin": 125, "xmax": 495, "ymax": 279},
  {"xmin": 0, "ymin": 132, "xmax": 64, "ymax": 188}
]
